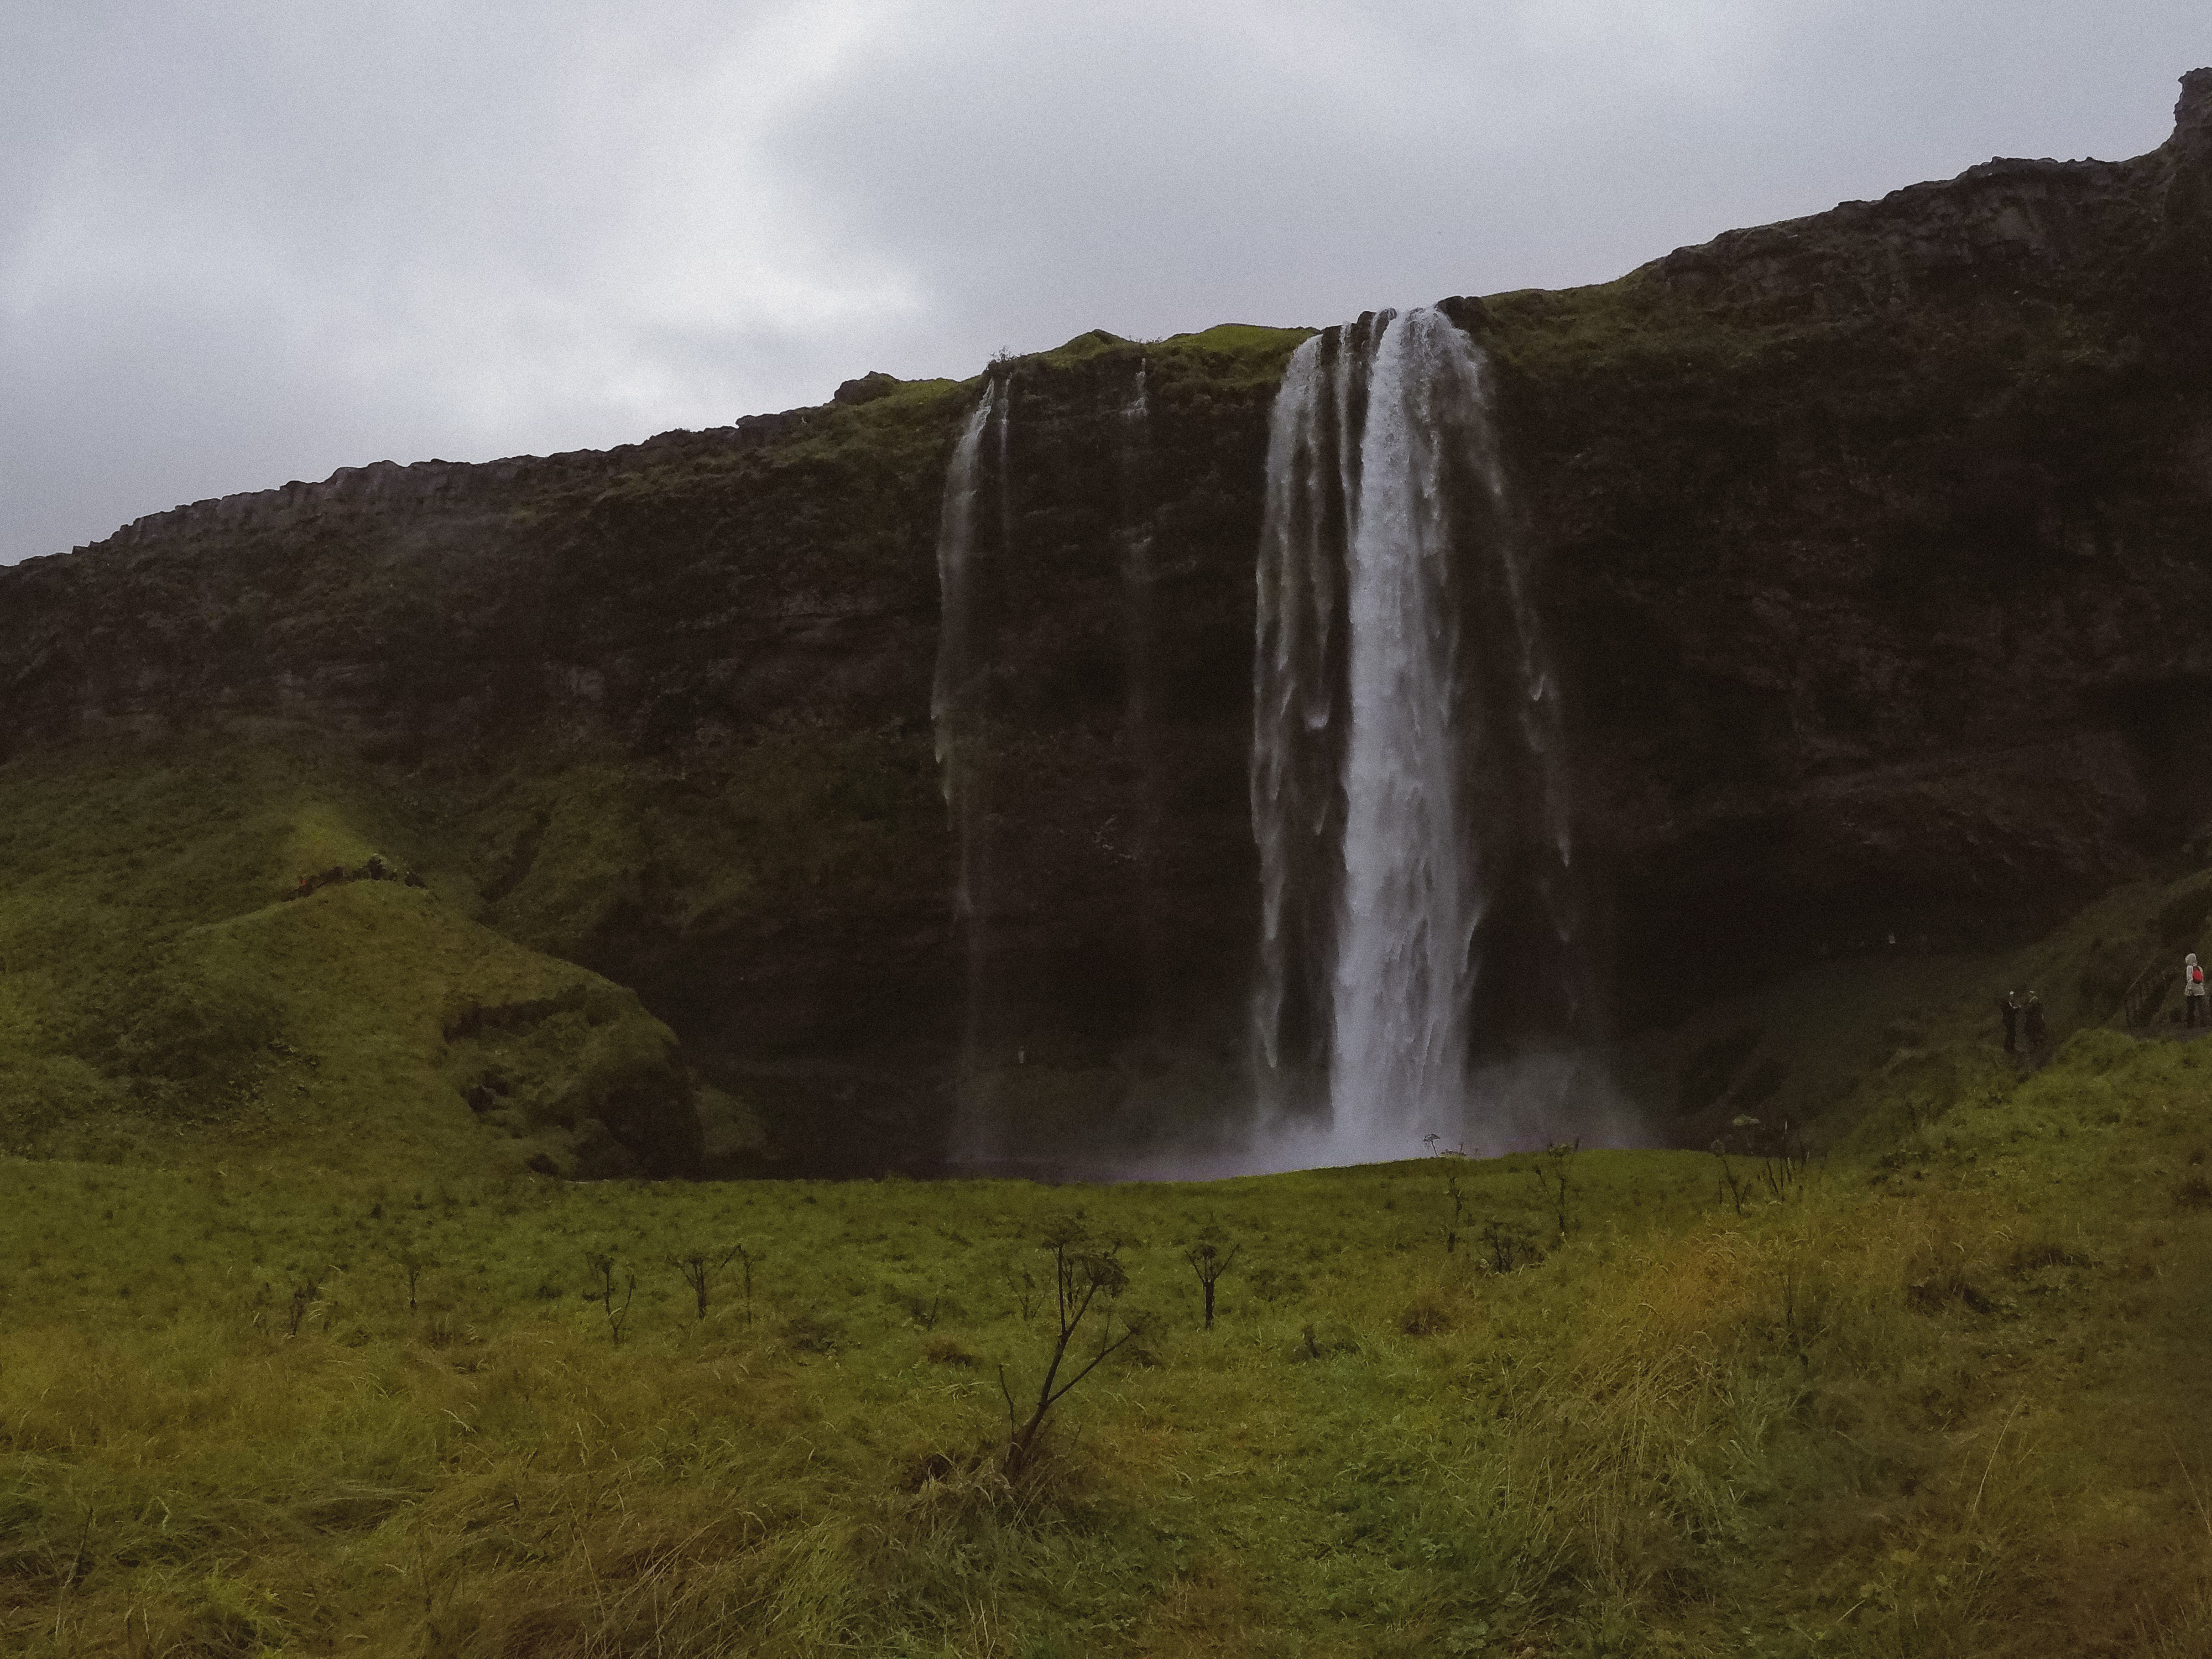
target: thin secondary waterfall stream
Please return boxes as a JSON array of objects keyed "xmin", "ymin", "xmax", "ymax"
[
  {"xmin": 932, "ymin": 378, "xmax": 1003, "ymax": 1157},
  {"xmin": 1253, "ymin": 305, "xmax": 1578, "ymax": 1161},
  {"xmin": 931, "ymin": 359, "xmax": 1172, "ymax": 1169},
  {"xmin": 931, "ymin": 380, "xmax": 999, "ymax": 924}
]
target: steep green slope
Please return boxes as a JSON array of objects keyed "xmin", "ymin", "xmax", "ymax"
[{"xmin": 1, "ymin": 1030, "xmax": 2205, "ymax": 1655}]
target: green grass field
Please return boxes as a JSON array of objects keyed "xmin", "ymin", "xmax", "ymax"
[
  {"xmin": 3, "ymin": 1024, "xmax": 2208, "ymax": 1656},
  {"xmin": 6, "ymin": 733, "xmax": 2212, "ymax": 1653}
]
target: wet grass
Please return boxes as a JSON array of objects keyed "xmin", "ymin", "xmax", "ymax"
[{"xmin": 3, "ymin": 1033, "xmax": 2208, "ymax": 1655}]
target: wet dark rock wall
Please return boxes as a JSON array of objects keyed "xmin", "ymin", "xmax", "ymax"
[
  {"xmin": 0, "ymin": 333, "xmax": 1300, "ymax": 1171},
  {"xmin": 929, "ymin": 335, "xmax": 1298, "ymax": 1165},
  {"xmin": 1491, "ymin": 68, "xmax": 2212, "ymax": 1020}
]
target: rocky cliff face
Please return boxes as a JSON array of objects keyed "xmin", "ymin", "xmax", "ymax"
[
  {"xmin": 0, "ymin": 392, "xmax": 964, "ymax": 1169},
  {"xmin": 0, "ymin": 330, "xmax": 1305, "ymax": 1172},
  {"xmin": 1, "ymin": 405, "xmax": 904, "ymax": 759},
  {"xmin": 1490, "ymin": 68, "xmax": 2212, "ymax": 1021},
  {"xmin": 3, "ymin": 76, "xmax": 2209, "ymax": 1168}
]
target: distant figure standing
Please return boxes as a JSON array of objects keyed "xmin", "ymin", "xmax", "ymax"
[
  {"xmin": 2187, "ymin": 953, "xmax": 2208, "ymax": 1027},
  {"xmin": 1999, "ymin": 990, "xmax": 2021, "ymax": 1053},
  {"xmin": 2022, "ymin": 991, "xmax": 2047, "ymax": 1053}
]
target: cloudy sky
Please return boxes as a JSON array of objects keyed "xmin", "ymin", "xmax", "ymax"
[{"xmin": 3, "ymin": 2, "xmax": 2206, "ymax": 565}]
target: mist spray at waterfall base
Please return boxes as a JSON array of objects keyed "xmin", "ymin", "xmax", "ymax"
[{"xmin": 1078, "ymin": 1050, "xmax": 1640, "ymax": 1182}]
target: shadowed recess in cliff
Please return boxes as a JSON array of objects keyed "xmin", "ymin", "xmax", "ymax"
[{"xmin": 1253, "ymin": 305, "xmax": 1604, "ymax": 1166}]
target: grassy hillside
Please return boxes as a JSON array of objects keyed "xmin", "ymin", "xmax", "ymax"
[
  {"xmin": 6, "ymin": 724, "xmax": 2212, "ymax": 1655},
  {"xmin": 0, "ymin": 735, "xmax": 699, "ymax": 1180},
  {"xmin": 2, "ymin": 1028, "xmax": 2208, "ymax": 1655}
]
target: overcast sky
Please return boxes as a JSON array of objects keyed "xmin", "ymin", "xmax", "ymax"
[{"xmin": 3, "ymin": 2, "xmax": 2206, "ymax": 565}]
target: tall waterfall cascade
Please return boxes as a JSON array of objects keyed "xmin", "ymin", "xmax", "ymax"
[{"xmin": 1252, "ymin": 306, "xmax": 1580, "ymax": 1162}]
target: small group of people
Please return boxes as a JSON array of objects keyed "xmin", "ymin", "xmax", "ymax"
[
  {"xmin": 1999, "ymin": 989, "xmax": 2047, "ymax": 1056},
  {"xmin": 287, "ymin": 854, "xmax": 429, "ymax": 901},
  {"xmin": 2002, "ymin": 954, "xmax": 2212, "ymax": 1047}
]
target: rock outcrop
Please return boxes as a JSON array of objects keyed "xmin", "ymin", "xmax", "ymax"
[{"xmin": 1646, "ymin": 69, "xmax": 2212, "ymax": 317}]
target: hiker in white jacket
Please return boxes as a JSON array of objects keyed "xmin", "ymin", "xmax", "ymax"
[{"xmin": 2187, "ymin": 953, "xmax": 2208, "ymax": 1027}]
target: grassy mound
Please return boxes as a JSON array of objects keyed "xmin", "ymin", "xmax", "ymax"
[
  {"xmin": 3, "ymin": 1029, "xmax": 2208, "ymax": 1655},
  {"xmin": 0, "ymin": 737, "xmax": 696, "ymax": 1178}
]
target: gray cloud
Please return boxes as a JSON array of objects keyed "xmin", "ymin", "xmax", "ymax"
[{"xmin": 3, "ymin": 0, "xmax": 2206, "ymax": 562}]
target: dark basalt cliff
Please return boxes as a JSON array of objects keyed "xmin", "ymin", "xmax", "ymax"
[
  {"xmin": 3, "ymin": 75, "xmax": 2209, "ymax": 1170},
  {"xmin": 0, "ymin": 331, "xmax": 1303, "ymax": 1170},
  {"xmin": 1497, "ymin": 68, "xmax": 2212, "ymax": 1017}
]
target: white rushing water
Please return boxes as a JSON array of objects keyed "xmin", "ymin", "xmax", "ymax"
[
  {"xmin": 1331, "ymin": 310, "xmax": 1482, "ymax": 1139},
  {"xmin": 932, "ymin": 380, "xmax": 1000, "ymax": 919},
  {"xmin": 1250, "ymin": 335, "xmax": 1348, "ymax": 1108},
  {"xmin": 1252, "ymin": 306, "xmax": 1573, "ymax": 1163}
]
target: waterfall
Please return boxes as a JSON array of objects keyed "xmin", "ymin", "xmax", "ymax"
[
  {"xmin": 1117, "ymin": 363, "xmax": 1159, "ymax": 881},
  {"xmin": 1253, "ymin": 306, "xmax": 1578, "ymax": 1161},
  {"xmin": 1251, "ymin": 322, "xmax": 1360, "ymax": 1114},
  {"xmin": 1119, "ymin": 363, "xmax": 1154, "ymax": 632},
  {"xmin": 932, "ymin": 358, "xmax": 1192, "ymax": 1170},
  {"xmin": 932, "ymin": 380, "xmax": 999, "ymax": 920},
  {"xmin": 933, "ymin": 378, "xmax": 1005, "ymax": 1158},
  {"xmin": 1332, "ymin": 311, "xmax": 1482, "ymax": 1136}
]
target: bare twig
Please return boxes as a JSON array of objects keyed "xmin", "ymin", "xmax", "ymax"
[{"xmin": 1002, "ymin": 1217, "xmax": 1143, "ymax": 1475}]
